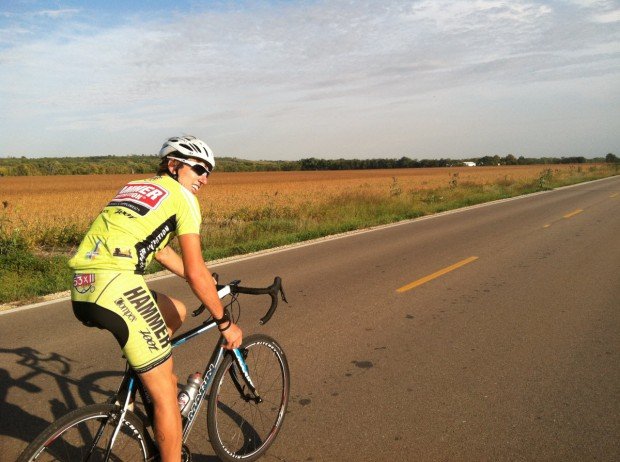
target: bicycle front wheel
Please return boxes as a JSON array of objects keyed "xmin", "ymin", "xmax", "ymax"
[
  {"xmin": 17, "ymin": 403, "xmax": 154, "ymax": 462},
  {"xmin": 207, "ymin": 334, "xmax": 290, "ymax": 462}
]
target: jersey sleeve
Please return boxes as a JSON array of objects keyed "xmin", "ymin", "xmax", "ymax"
[{"xmin": 176, "ymin": 187, "xmax": 202, "ymax": 235}]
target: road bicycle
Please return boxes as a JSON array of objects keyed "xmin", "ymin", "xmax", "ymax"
[{"xmin": 17, "ymin": 276, "xmax": 290, "ymax": 462}]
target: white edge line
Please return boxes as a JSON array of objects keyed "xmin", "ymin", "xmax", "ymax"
[{"xmin": 1, "ymin": 174, "xmax": 617, "ymax": 316}]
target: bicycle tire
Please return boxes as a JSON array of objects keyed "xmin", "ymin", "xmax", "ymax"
[
  {"xmin": 17, "ymin": 403, "xmax": 154, "ymax": 462},
  {"xmin": 207, "ymin": 334, "xmax": 290, "ymax": 462}
]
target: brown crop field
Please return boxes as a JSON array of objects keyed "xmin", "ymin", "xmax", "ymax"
[
  {"xmin": 1, "ymin": 163, "xmax": 617, "ymax": 304},
  {"xmin": 0, "ymin": 164, "xmax": 615, "ymax": 253}
]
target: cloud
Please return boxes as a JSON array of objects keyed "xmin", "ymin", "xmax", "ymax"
[
  {"xmin": 592, "ymin": 8, "xmax": 620, "ymax": 22},
  {"xmin": 33, "ymin": 9, "xmax": 80, "ymax": 19},
  {"xmin": 0, "ymin": 0, "xmax": 618, "ymax": 157},
  {"xmin": 566, "ymin": 0, "xmax": 620, "ymax": 22},
  {"xmin": 406, "ymin": 0, "xmax": 552, "ymax": 31}
]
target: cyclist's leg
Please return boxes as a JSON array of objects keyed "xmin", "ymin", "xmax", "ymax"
[
  {"xmin": 139, "ymin": 357, "xmax": 181, "ymax": 462},
  {"xmin": 152, "ymin": 291, "xmax": 186, "ymax": 336},
  {"xmin": 73, "ymin": 273, "xmax": 174, "ymax": 372},
  {"xmin": 118, "ymin": 283, "xmax": 181, "ymax": 461}
]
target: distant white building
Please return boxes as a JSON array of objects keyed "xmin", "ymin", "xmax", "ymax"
[{"xmin": 463, "ymin": 161, "xmax": 476, "ymax": 167}]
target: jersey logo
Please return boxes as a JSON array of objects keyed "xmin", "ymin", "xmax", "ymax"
[
  {"xmin": 86, "ymin": 239, "xmax": 102, "ymax": 260},
  {"xmin": 109, "ymin": 183, "xmax": 169, "ymax": 216},
  {"xmin": 113, "ymin": 247, "xmax": 132, "ymax": 258},
  {"xmin": 73, "ymin": 273, "xmax": 95, "ymax": 294}
]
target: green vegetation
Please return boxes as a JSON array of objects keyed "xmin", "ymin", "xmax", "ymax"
[
  {"xmin": 298, "ymin": 155, "xmax": 609, "ymax": 170},
  {"xmin": 0, "ymin": 238, "xmax": 69, "ymax": 303},
  {"xmin": 0, "ymin": 164, "xmax": 616, "ymax": 306},
  {"xmin": 0, "ymin": 153, "xmax": 616, "ymax": 176},
  {"xmin": 0, "ymin": 156, "xmax": 300, "ymax": 176}
]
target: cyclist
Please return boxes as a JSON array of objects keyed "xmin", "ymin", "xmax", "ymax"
[{"xmin": 68, "ymin": 135, "xmax": 242, "ymax": 462}]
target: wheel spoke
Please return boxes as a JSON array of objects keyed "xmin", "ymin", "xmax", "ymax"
[{"xmin": 18, "ymin": 404, "xmax": 149, "ymax": 462}]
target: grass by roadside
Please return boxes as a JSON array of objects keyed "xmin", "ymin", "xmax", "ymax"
[{"xmin": 1, "ymin": 165, "xmax": 617, "ymax": 307}]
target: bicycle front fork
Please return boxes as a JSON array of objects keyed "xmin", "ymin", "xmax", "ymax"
[{"xmin": 230, "ymin": 348, "xmax": 262, "ymax": 403}]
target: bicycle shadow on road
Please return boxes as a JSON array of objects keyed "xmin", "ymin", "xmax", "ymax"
[
  {"xmin": 0, "ymin": 367, "xmax": 50, "ymax": 453},
  {"xmin": 2, "ymin": 346, "xmax": 245, "ymax": 461},
  {"xmin": 0, "ymin": 346, "xmax": 122, "ymax": 453}
]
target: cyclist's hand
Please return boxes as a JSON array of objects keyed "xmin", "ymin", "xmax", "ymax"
[{"xmin": 222, "ymin": 323, "xmax": 243, "ymax": 350}]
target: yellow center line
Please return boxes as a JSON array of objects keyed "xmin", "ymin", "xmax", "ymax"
[
  {"xmin": 563, "ymin": 209, "xmax": 583, "ymax": 219},
  {"xmin": 397, "ymin": 256, "xmax": 479, "ymax": 293}
]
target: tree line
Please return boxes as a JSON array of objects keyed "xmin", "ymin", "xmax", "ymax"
[
  {"xmin": 299, "ymin": 154, "xmax": 617, "ymax": 170},
  {"xmin": 0, "ymin": 156, "xmax": 299, "ymax": 176},
  {"xmin": 0, "ymin": 153, "xmax": 616, "ymax": 176}
]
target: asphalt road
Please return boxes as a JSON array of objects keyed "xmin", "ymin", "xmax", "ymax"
[{"xmin": 1, "ymin": 176, "xmax": 619, "ymax": 461}]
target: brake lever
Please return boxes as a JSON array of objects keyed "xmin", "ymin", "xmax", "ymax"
[
  {"xmin": 192, "ymin": 304, "xmax": 206, "ymax": 317},
  {"xmin": 279, "ymin": 282, "xmax": 288, "ymax": 304}
]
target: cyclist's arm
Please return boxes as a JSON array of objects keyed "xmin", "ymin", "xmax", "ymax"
[
  {"xmin": 154, "ymin": 245, "xmax": 185, "ymax": 278},
  {"xmin": 177, "ymin": 233, "xmax": 242, "ymax": 349}
]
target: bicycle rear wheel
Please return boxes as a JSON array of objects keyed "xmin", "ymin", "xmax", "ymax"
[
  {"xmin": 207, "ymin": 334, "xmax": 290, "ymax": 462},
  {"xmin": 17, "ymin": 403, "xmax": 154, "ymax": 462}
]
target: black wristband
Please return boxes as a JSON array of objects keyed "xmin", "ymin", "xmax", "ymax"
[{"xmin": 215, "ymin": 310, "xmax": 231, "ymax": 330}]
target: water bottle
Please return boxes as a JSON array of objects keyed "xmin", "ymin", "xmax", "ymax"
[{"xmin": 178, "ymin": 372, "xmax": 202, "ymax": 417}]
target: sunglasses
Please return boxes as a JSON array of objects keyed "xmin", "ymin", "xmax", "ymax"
[{"xmin": 168, "ymin": 156, "xmax": 212, "ymax": 177}]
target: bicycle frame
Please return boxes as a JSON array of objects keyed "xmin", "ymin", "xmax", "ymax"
[
  {"xmin": 18, "ymin": 276, "xmax": 287, "ymax": 462},
  {"xmin": 173, "ymin": 319, "xmax": 227, "ymax": 442},
  {"xmin": 105, "ymin": 284, "xmax": 264, "ymax": 456}
]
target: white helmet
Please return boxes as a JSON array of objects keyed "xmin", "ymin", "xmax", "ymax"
[{"xmin": 159, "ymin": 135, "xmax": 215, "ymax": 171}]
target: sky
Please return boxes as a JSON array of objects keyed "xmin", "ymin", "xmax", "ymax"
[{"xmin": 0, "ymin": 0, "xmax": 619, "ymax": 160}]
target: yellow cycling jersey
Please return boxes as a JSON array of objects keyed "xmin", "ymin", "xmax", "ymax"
[{"xmin": 69, "ymin": 175, "xmax": 201, "ymax": 274}]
